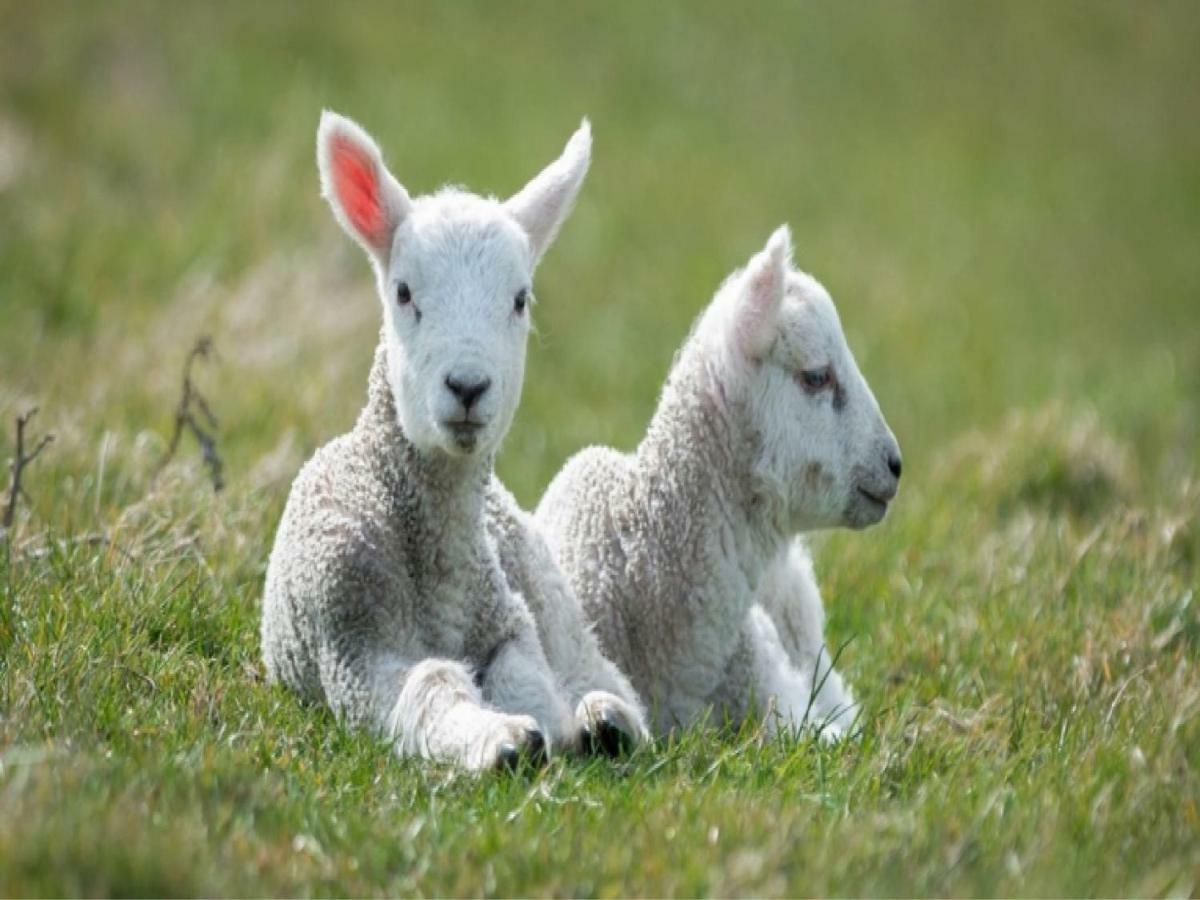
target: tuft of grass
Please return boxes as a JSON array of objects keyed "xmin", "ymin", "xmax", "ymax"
[
  {"xmin": 2, "ymin": 1, "xmax": 1199, "ymax": 895},
  {"xmin": 944, "ymin": 402, "xmax": 1137, "ymax": 519}
]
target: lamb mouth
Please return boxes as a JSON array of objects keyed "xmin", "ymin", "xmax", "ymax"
[
  {"xmin": 856, "ymin": 486, "xmax": 890, "ymax": 509},
  {"xmin": 444, "ymin": 420, "xmax": 485, "ymax": 450}
]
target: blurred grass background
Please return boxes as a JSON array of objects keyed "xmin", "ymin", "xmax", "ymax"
[{"xmin": 1, "ymin": 1, "xmax": 1198, "ymax": 895}]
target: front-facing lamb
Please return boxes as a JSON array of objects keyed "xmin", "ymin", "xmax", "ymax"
[
  {"xmin": 262, "ymin": 111, "xmax": 646, "ymax": 772},
  {"xmin": 536, "ymin": 227, "xmax": 901, "ymax": 738}
]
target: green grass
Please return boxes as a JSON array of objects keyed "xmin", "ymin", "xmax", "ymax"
[{"xmin": 2, "ymin": 1, "xmax": 1198, "ymax": 895}]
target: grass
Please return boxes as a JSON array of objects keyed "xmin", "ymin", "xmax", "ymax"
[{"xmin": 1, "ymin": 1, "xmax": 1198, "ymax": 895}]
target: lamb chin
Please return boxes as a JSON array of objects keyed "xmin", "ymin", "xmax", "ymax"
[
  {"xmin": 847, "ymin": 495, "xmax": 888, "ymax": 529},
  {"xmin": 441, "ymin": 422, "xmax": 488, "ymax": 456}
]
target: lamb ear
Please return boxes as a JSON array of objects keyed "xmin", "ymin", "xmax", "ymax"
[
  {"xmin": 733, "ymin": 225, "xmax": 792, "ymax": 360},
  {"xmin": 504, "ymin": 119, "xmax": 591, "ymax": 267},
  {"xmin": 317, "ymin": 110, "xmax": 412, "ymax": 263}
]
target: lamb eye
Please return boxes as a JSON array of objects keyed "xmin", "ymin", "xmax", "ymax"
[
  {"xmin": 800, "ymin": 366, "xmax": 832, "ymax": 391},
  {"xmin": 514, "ymin": 288, "xmax": 529, "ymax": 314},
  {"xmin": 396, "ymin": 282, "xmax": 412, "ymax": 305}
]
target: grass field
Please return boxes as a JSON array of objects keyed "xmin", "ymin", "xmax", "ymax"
[{"xmin": 2, "ymin": 1, "xmax": 1199, "ymax": 895}]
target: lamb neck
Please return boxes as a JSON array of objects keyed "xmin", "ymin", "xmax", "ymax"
[
  {"xmin": 635, "ymin": 349, "xmax": 789, "ymax": 614},
  {"xmin": 357, "ymin": 341, "xmax": 492, "ymax": 549}
]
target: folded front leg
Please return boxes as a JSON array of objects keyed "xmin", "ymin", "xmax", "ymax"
[
  {"xmin": 527, "ymin": 575, "xmax": 649, "ymax": 755},
  {"xmin": 754, "ymin": 540, "xmax": 859, "ymax": 738},
  {"xmin": 479, "ymin": 629, "xmax": 576, "ymax": 756},
  {"xmin": 484, "ymin": 485, "xmax": 650, "ymax": 754},
  {"xmin": 744, "ymin": 606, "xmax": 859, "ymax": 741},
  {"xmin": 535, "ymin": 576, "xmax": 649, "ymax": 755},
  {"xmin": 385, "ymin": 657, "xmax": 548, "ymax": 772}
]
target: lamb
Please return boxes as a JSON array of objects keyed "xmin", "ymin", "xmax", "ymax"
[
  {"xmin": 535, "ymin": 226, "xmax": 901, "ymax": 738},
  {"xmin": 261, "ymin": 111, "xmax": 646, "ymax": 772}
]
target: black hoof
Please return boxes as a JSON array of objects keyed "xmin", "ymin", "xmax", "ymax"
[
  {"xmin": 584, "ymin": 710, "xmax": 634, "ymax": 758},
  {"xmin": 525, "ymin": 729, "xmax": 548, "ymax": 768},
  {"xmin": 496, "ymin": 742, "xmax": 521, "ymax": 771}
]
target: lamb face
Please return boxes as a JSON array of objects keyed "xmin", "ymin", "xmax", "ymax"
[
  {"xmin": 316, "ymin": 111, "xmax": 590, "ymax": 458},
  {"xmin": 707, "ymin": 227, "xmax": 902, "ymax": 531},
  {"xmin": 383, "ymin": 198, "xmax": 533, "ymax": 457}
]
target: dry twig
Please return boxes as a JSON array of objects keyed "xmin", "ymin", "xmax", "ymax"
[
  {"xmin": 156, "ymin": 336, "xmax": 225, "ymax": 492},
  {"xmin": 3, "ymin": 407, "xmax": 54, "ymax": 533}
]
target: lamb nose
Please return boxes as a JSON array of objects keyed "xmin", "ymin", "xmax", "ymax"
[
  {"xmin": 445, "ymin": 374, "xmax": 491, "ymax": 410},
  {"xmin": 887, "ymin": 452, "xmax": 903, "ymax": 480}
]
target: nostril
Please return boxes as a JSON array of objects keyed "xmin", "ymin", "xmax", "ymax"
[
  {"xmin": 888, "ymin": 452, "xmax": 902, "ymax": 480},
  {"xmin": 445, "ymin": 374, "xmax": 491, "ymax": 410}
]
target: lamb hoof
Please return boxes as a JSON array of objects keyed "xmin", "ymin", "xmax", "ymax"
[
  {"xmin": 525, "ymin": 728, "xmax": 548, "ymax": 767},
  {"xmin": 583, "ymin": 709, "xmax": 635, "ymax": 758},
  {"xmin": 576, "ymin": 692, "xmax": 645, "ymax": 758},
  {"xmin": 495, "ymin": 742, "xmax": 521, "ymax": 771},
  {"xmin": 493, "ymin": 729, "xmax": 548, "ymax": 772}
]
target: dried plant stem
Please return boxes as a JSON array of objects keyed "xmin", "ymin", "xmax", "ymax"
[
  {"xmin": 3, "ymin": 406, "xmax": 54, "ymax": 534},
  {"xmin": 155, "ymin": 336, "xmax": 225, "ymax": 492}
]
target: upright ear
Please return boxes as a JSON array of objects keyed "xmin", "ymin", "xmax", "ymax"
[
  {"xmin": 732, "ymin": 225, "xmax": 792, "ymax": 360},
  {"xmin": 316, "ymin": 110, "xmax": 412, "ymax": 263},
  {"xmin": 504, "ymin": 119, "xmax": 592, "ymax": 267}
]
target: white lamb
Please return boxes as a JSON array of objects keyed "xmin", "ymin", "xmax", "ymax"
[
  {"xmin": 536, "ymin": 226, "xmax": 901, "ymax": 739},
  {"xmin": 261, "ymin": 111, "xmax": 646, "ymax": 772}
]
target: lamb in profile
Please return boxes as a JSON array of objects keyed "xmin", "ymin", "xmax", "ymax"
[
  {"xmin": 536, "ymin": 226, "xmax": 901, "ymax": 738},
  {"xmin": 262, "ymin": 111, "xmax": 646, "ymax": 772}
]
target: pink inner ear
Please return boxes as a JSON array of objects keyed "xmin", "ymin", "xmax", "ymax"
[
  {"xmin": 331, "ymin": 135, "xmax": 386, "ymax": 245},
  {"xmin": 736, "ymin": 256, "xmax": 783, "ymax": 360},
  {"xmin": 744, "ymin": 265, "xmax": 780, "ymax": 327},
  {"xmin": 748, "ymin": 252, "xmax": 782, "ymax": 299}
]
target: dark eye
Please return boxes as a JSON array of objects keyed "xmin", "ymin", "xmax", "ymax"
[
  {"xmin": 396, "ymin": 282, "xmax": 412, "ymax": 305},
  {"xmin": 514, "ymin": 288, "xmax": 529, "ymax": 314},
  {"xmin": 800, "ymin": 366, "xmax": 833, "ymax": 392}
]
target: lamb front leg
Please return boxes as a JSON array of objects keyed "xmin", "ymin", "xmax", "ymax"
[
  {"xmin": 385, "ymin": 657, "xmax": 548, "ymax": 772},
  {"xmin": 484, "ymin": 490, "xmax": 649, "ymax": 755},
  {"xmin": 524, "ymin": 562, "xmax": 649, "ymax": 755},
  {"xmin": 479, "ymin": 630, "xmax": 577, "ymax": 757},
  {"xmin": 512, "ymin": 562, "xmax": 649, "ymax": 755},
  {"xmin": 754, "ymin": 540, "xmax": 859, "ymax": 737},
  {"xmin": 484, "ymin": 639, "xmax": 646, "ymax": 757},
  {"xmin": 744, "ymin": 606, "xmax": 859, "ymax": 742}
]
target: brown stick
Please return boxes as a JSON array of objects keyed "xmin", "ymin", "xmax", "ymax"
[
  {"xmin": 155, "ymin": 336, "xmax": 225, "ymax": 492},
  {"xmin": 3, "ymin": 407, "xmax": 54, "ymax": 532}
]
